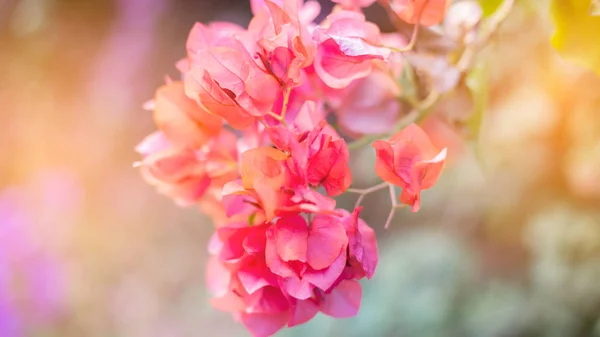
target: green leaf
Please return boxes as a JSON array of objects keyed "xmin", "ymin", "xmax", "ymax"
[
  {"xmin": 398, "ymin": 61, "xmax": 418, "ymax": 105},
  {"xmin": 479, "ymin": 0, "xmax": 504, "ymax": 17},
  {"xmin": 248, "ymin": 213, "xmax": 256, "ymax": 226},
  {"xmin": 464, "ymin": 59, "xmax": 489, "ymax": 166},
  {"xmin": 551, "ymin": 0, "xmax": 600, "ymax": 75}
]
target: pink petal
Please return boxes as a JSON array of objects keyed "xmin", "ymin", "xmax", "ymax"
[
  {"xmin": 241, "ymin": 312, "xmax": 289, "ymax": 337},
  {"xmin": 135, "ymin": 131, "xmax": 171, "ymax": 156},
  {"xmin": 392, "ymin": 141, "xmax": 422, "ymax": 184},
  {"xmin": 210, "ymin": 292, "xmax": 246, "ymax": 312},
  {"xmin": 208, "ymin": 231, "xmax": 224, "ymax": 255},
  {"xmin": 372, "ymin": 140, "xmax": 405, "ymax": 187},
  {"xmin": 241, "ymin": 147, "xmax": 288, "ymax": 190},
  {"xmin": 243, "ymin": 225, "xmax": 269, "ymax": 254},
  {"xmin": 293, "ymin": 101, "xmax": 323, "ymax": 132},
  {"xmin": 306, "ymin": 216, "xmax": 348, "ymax": 270},
  {"xmin": 143, "ymin": 149, "xmax": 199, "ymax": 183},
  {"xmin": 421, "ymin": 116, "xmax": 466, "ymax": 164},
  {"xmin": 274, "ymin": 215, "xmax": 309, "ymax": 262},
  {"xmin": 416, "ymin": 148, "xmax": 447, "ymax": 190},
  {"xmin": 289, "ymin": 298, "xmax": 319, "ymax": 327},
  {"xmin": 320, "ymin": 279, "xmax": 362, "ymax": 318},
  {"xmin": 313, "ymin": 38, "xmax": 378, "ymax": 89},
  {"xmin": 265, "ymin": 227, "xmax": 298, "ymax": 278},
  {"xmin": 218, "ymin": 226, "xmax": 251, "ymax": 263},
  {"xmin": 281, "ymin": 275, "xmax": 314, "ymax": 300},
  {"xmin": 238, "ymin": 256, "xmax": 277, "ymax": 294},
  {"xmin": 154, "ymin": 82, "xmax": 222, "ymax": 148},
  {"xmin": 356, "ymin": 219, "xmax": 378, "ymax": 279},
  {"xmin": 221, "ymin": 179, "xmax": 247, "ymax": 196},
  {"xmin": 206, "ymin": 256, "xmax": 231, "ymax": 297},
  {"xmin": 389, "ymin": 123, "xmax": 439, "ymax": 157},
  {"xmin": 399, "ymin": 188, "xmax": 420, "ymax": 212},
  {"xmin": 307, "ymin": 147, "xmax": 336, "ymax": 185},
  {"xmin": 245, "ymin": 286, "xmax": 290, "ymax": 314},
  {"xmin": 298, "ymin": 0, "xmax": 321, "ymax": 24},
  {"xmin": 265, "ymin": 125, "xmax": 297, "ymax": 152},
  {"xmin": 185, "ymin": 68, "xmax": 254, "ymax": 129},
  {"xmin": 303, "ymin": 248, "xmax": 347, "ymax": 291},
  {"xmin": 319, "ymin": 140, "xmax": 352, "ymax": 196}
]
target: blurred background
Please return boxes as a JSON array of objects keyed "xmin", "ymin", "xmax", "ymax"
[{"xmin": 1, "ymin": 0, "xmax": 600, "ymax": 336}]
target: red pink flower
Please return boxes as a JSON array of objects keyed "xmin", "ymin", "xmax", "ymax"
[
  {"xmin": 206, "ymin": 206, "xmax": 377, "ymax": 336},
  {"xmin": 373, "ymin": 123, "xmax": 447, "ymax": 211},
  {"xmin": 135, "ymin": 0, "xmax": 454, "ymax": 335}
]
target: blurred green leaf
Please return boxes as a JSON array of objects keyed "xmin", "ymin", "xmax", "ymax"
[
  {"xmin": 551, "ymin": 0, "xmax": 600, "ymax": 75},
  {"xmin": 398, "ymin": 61, "xmax": 418, "ymax": 105},
  {"xmin": 465, "ymin": 61, "xmax": 488, "ymax": 142},
  {"xmin": 479, "ymin": 0, "xmax": 504, "ymax": 17}
]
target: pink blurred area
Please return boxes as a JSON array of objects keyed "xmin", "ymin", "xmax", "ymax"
[{"xmin": 1, "ymin": 0, "xmax": 600, "ymax": 336}]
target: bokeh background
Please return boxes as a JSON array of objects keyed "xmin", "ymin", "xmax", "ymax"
[{"xmin": 2, "ymin": 0, "xmax": 600, "ymax": 336}]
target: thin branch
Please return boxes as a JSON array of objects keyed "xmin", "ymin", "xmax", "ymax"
[
  {"xmin": 378, "ymin": 0, "xmax": 431, "ymax": 53},
  {"xmin": 347, "ymin": 182, "xmax": 389, "ymax": 195},
  {"xmin": 456, "ymin": 0, "xmax": 515, "ymax": 72},
  {"xmin": 279, "ymin": 86, "xmax": 292, "ymax": 123},
  {"xmin": 267, "ymin": 111, "xmax": 289, "ymax": 127},
  {"xmin": 347, "ymin": 182, "xmax": 388, "ymax": 208},
  {"xmin": 384, "ymin": 184, "xmax": 398, "ymax": 229}
]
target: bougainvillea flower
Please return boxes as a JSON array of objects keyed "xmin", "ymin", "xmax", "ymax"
[
  {"xmin": 205, "ymin": 209, "xmax": 376, "ymax": 336},
  {"xmin": 390, "ymin": 0, "xmax": 452, "ymax": 27},
  {"xmin": 265, "ymin": 214, "xmax": 348, "ymax": 299},
  {"xmin": 222, "ymin": 179, "xmax": 288, "ymax": 225},
  {"xmin": 183, "ymin": 23, "xmax": 281, "ymax": 128},
  {"xmin": 153, "ymin": 81, "xmax": 222, "ymax": 149},
  {"xmin": 184, "ymin": 67, "xmax": 257, "ymax": 129},
  {"xmin": 266, "ymin": 110, "xmax": 352, "ymax": 196},
  {"xmin": 220, "ymin": 147, "xmax": 292, "ymax": 222},
  {"xmin": 338, "ymin": 207, "xmax": 378, "ymax": 280},
  {"xmin": 222, "ymin": 142, "xmax": 343, "ymax": 222},
  {"xmin": 137, "ymin": 144, "xmax": 211, "ymax": 206},
  {"xmin": 305, "ymin": 126, "xmax": 352, "ymax": 196},
  {"xmin": 248, "ymin": 0, "xmax": 318, "ymax": 87},
  {"xmin": 136, "ymin": 130, "xmax": 238, "ymax": 206},
  {"xmin": 205, "ymin": 226, "xmax": 315, "ymax": 337},
  {"xmin": 331, "ymin": 69, "xmax": 402, "ymax": 136},
  {"xmin": 372, "ymin": 123, "xmax": 447, "ymax": 211},
  {"xmin": 313, "ymin": 10, "xmax": 391, "ymax": 88},
  {"xmin": 206, "ymin": 223, "xmax": 292, "ymax": 337},
  {"xmin": 241, "ymin": 147, "xmax": 290, "ymax": 190}
]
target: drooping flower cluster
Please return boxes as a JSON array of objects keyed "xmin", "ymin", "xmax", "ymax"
[{"xmin": 136, "ymin": 0, "xmax": 459, "ymax": 335}]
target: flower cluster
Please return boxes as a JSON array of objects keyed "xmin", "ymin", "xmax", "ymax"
[{"xmin": 136, "ymin": 0, "xmax": 457, "ymax": 335}]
